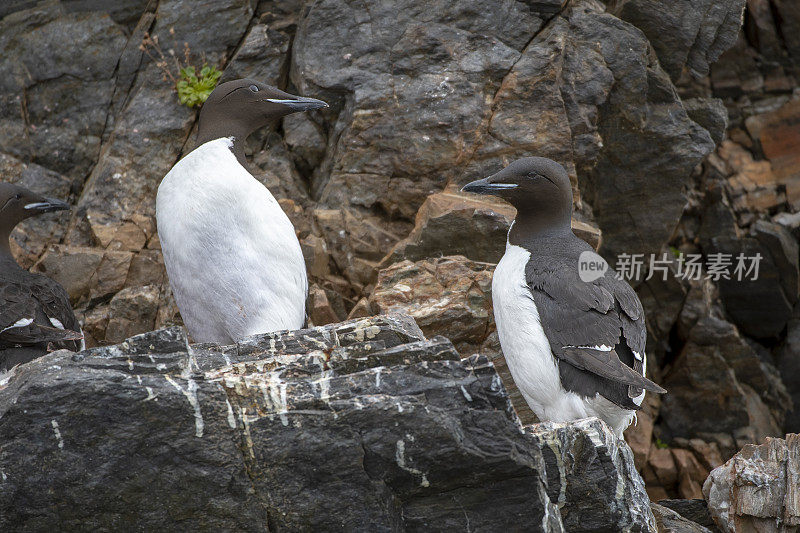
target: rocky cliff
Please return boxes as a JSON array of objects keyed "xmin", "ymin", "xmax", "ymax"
[
  {"xmin": 2, "ymin": 315, "xmax": 657, "ymax": 531},
  {"xmin": 1, "ymin": 0, "xmax": 799, "ymax": 527}
]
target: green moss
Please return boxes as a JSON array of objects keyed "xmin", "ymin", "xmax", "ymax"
[{"xmin": 176, "ymin": 65, "xmax": 222, "ymax": 108}]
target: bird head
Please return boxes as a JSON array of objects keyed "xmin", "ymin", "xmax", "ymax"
[
  {"xmin": 198, "ymin": 79, "xmax": 328, "ymax": 139},
  {"xmin": 0, "ymin": 183, "xmax": 70, "ymax": 229},
  {"xmin": 461, "ymin": 157, "xmax": 573, "ymax": 229}
]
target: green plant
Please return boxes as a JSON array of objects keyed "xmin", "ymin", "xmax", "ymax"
[
  {"xmin": 140, "ymin": 30, "xmax": 221, "ymax": 109},
  {"xmin": 177, "ymin": 65, "xmax": 222, "ymax": 108},
  {"xmin": 654, "ymin": 437, "xmax": 669, "ymax": 449}
]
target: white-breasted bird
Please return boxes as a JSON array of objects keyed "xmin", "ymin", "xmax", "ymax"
[
  {"xmin": 156, "ymin": 79, "xmax": 327, "ymax": 344},
  {"xmin": 462, "ymin": 157, "xmax": 666, "ymax": 437}
]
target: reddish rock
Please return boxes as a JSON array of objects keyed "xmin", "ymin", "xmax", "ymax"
[
  {"xmin": 125, "ymin": 250, "xmax": 167, "ymax": 289},
  {"xmin": 369, "ymin": 256, "xmax": 494, "ymax": 353},
  {"xmin": 89, "ymin": 251, "xmax": 134, "ymax": 301},
  {"xmin": 33, "ymin": 246, "xmax": 104, "ymax": 304},
  {"xmin": 672, "ymin": 449, "xmax": 710, "ymax": 487},
  {"xmin": 105, "ymin": 285, "xmax": 160, "ymax": 344},
  {"xmin": 307, "ymin": 285, "xmax": 339, "ymax": 327},
  {"xmin": 347, "ymin": 298, "xmax": 373, "ymax": 320},
  {"xmin": 746, "ymin": 99, "xmax": 800, "ymax": 184},
  {"xmin": 649, "ymin": 446, "xmax": 679, "ymax": 488}
]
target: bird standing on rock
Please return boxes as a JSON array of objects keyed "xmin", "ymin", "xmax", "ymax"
[
  {"xmin": 0, "ymin": 183, "xmax": 83, "ymax": 372},
  {"xmin": 462, "ymin": 157, "xmax": 666, "ymax": 437},
  {"xmin": 157, "ymin": 79, "xmax": 328, "ymax": 344}
]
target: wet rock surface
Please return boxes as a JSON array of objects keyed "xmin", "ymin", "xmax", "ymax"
[{"xmin": 0, "ymin": 316, "xmax": 659, "ymax": 532}]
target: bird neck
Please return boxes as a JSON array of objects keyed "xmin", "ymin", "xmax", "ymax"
[
  {"xmin": 195, "ymin": 121, "xmax": 251, "ymax": 167},
  {"xmin": 0, "ymin": 226, "xmax": 20, "ymax": 270},
  {"xmin": 508, "ymin": 211, "xmax": 572, "ymax": 248}
]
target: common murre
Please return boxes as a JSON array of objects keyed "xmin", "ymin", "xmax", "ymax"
[
  {"xmin": 462, "ymin": 157, "xmax": 666, "ymax": 437},
  {"xmin": 156, "ymin": 79, "xmax": 328, "ymax": 344},
  {"xmin": 0, "ymin": 183, "xmax": 83, "ymax": 371}
]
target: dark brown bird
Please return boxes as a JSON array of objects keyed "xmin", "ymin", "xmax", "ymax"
[{"xmin": 0, "ymin": 183, "xmax": 82, "ymax": 371}]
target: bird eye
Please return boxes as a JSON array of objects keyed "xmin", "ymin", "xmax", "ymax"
[
  {"xmin": 249, "ymin": 85, "xmax": 259, "ymax": 92},
  {"xmin": 14, "ymin": 194, "xmax": 21, "ymax": 200}
]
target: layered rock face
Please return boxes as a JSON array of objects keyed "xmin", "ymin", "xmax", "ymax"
[
  {"xmin": 704, "ymin": 434, "xmax": 800, "ymax": 532},
  {"xmin": 0, "ymin": 315, "xmax": 658, "ymax": 532}
]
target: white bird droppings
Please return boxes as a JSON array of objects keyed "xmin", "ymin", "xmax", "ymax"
[
  {"xmin": 51, "ymin": 420, "xmax": 64, "ymax": 449},
  {"xmin": 460, "ymin": 386, "xmax": 472, "ymax": 402},
  {"xmin": 225, "ymin": 398, "xmax": 236, "ymax": 429},
  {"xmin": 395, "ymin": 440, "xmax": 429, "ymax": 487},
  {"xmin": 165, "ymin": 375, "xmax": 204, "ymax": 437}
]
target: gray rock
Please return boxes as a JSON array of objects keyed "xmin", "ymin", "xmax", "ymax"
[
  {"xmin": 528, "ymin": 418, "xmax": 657, "ymax": 532},
  {"xmin": 683, "ymin": 98, "xmax": 729, "ymax": 146},
  {"xmin": 661, "ymin": 314, "xmax": 783, "ymax": 441},
  {"xmin": 708, "ymin": 235, "xmax": 794, "ymax": 339},
  {"xmin": 0, "ymin": 2, "xmax": 127, "ymax": 178},
  {"xmin": 753, "ymin": 220, "xmax": 799, "ymax": 307},
  {"xmin": 0, "ymin": 314, "xmax": 660, "ymax": 531},
  {"xmin": 608, "ymin": 0, "xmax": 745, "ymax": 80},
  {"xmin": 561, "ymin": 1, "xmax": 715, "ymax": 261},
  {"xmin": 704, "ymin": 434, "xmax": 800, "ymax": 533},
  {"xmin": 1, "ymin": 316, "xmax": 560, "ymax": 530}
]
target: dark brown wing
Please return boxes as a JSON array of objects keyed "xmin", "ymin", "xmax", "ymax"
[
  {"xmin": 0, "ymin": 273, "xmax": 81, "ymax": 351},
  {"xmin": 525, "ymin": 251, "xmax": 664, "ymax": 410}
]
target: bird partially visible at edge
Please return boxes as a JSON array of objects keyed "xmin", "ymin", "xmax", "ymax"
[
  {"xmin": 0, "ymin": 183, "xmax": 83, "ymax": 373},
  {"xmin": 462, "ymin": 157, "xmax": 666, "ymax": 437},
  {"xmin": 156, "ymin": 79, "xmax": 328, "ymax": 344}
]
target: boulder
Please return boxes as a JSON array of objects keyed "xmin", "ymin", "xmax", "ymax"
[
  {"xmin": 661, "ymin": 314, "xmax": 783, "ymax": 441},
  {"xmin": 383, "ymin": 190, "xmax": 603, "ymax": 267},
  {"xmin": 704, "ymin": 434, "xmax": 800, "ymax": 533},
  {"xmin": 369, "ymin": 256, "xmax": 495, "ymax": 355},
  {"xmin": 0, "ymin": 315, "xmax": 655, "ymax": 531},
  {"xmin": 292, "ymin": 0, "xmax": 717, "ymax": 266},
  {"xmin": 529, "ymin": 418, "xmax": 657, "ymax": 532}
]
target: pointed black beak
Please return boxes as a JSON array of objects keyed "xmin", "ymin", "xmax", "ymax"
[
  {"xmin": 266, "ymin": 95, "xmax": 329, "ymax": 112},
  {"xmin": 461, "ymin": 177, "xmax": 518, "ymax": 195},
  {"xmin": 24, "ymin": 197, "xmax": 71, "ymax": 214}
]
